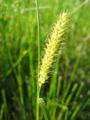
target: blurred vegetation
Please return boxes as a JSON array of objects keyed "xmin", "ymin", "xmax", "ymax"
[{"xmin": 0, "ymin": 0, "xmax": 90, "ymax": 120}]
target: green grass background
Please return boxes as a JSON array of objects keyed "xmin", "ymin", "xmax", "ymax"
[{"xmin": 0, "ymin": 0, "xmax": 90, "ymax": 120}]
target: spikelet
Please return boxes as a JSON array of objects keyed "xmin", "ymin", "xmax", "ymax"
[{"xmin": 38, "ymin": 12, "xmax": 69, "ymax": 88}]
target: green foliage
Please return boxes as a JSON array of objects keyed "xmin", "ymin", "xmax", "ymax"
[{"xmin": 0, "ymin": 0, "xmax": 90, "ymax": 120}]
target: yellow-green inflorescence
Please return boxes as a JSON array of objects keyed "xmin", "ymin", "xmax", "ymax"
[{"xmin": 38, "ymin": 12, "xmax": 69, "ymax": 88}]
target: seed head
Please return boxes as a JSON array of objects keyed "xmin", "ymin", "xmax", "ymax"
[{"xmin": 38, "ymin": 12, "xmax": 69, "ymax": 88}]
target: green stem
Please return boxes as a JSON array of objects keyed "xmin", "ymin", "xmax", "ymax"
[
  {"xmin": 35, "ymin": 0, "xmax": 40, "ymax": 120},
  {"xmin": 36, "ymin": 87, "xmax": 40, "ymax": 120}
]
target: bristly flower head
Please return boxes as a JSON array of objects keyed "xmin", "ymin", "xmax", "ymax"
[{"xmin": 38, "ymin": 12, "xmax": 69, "ymax": 88}]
